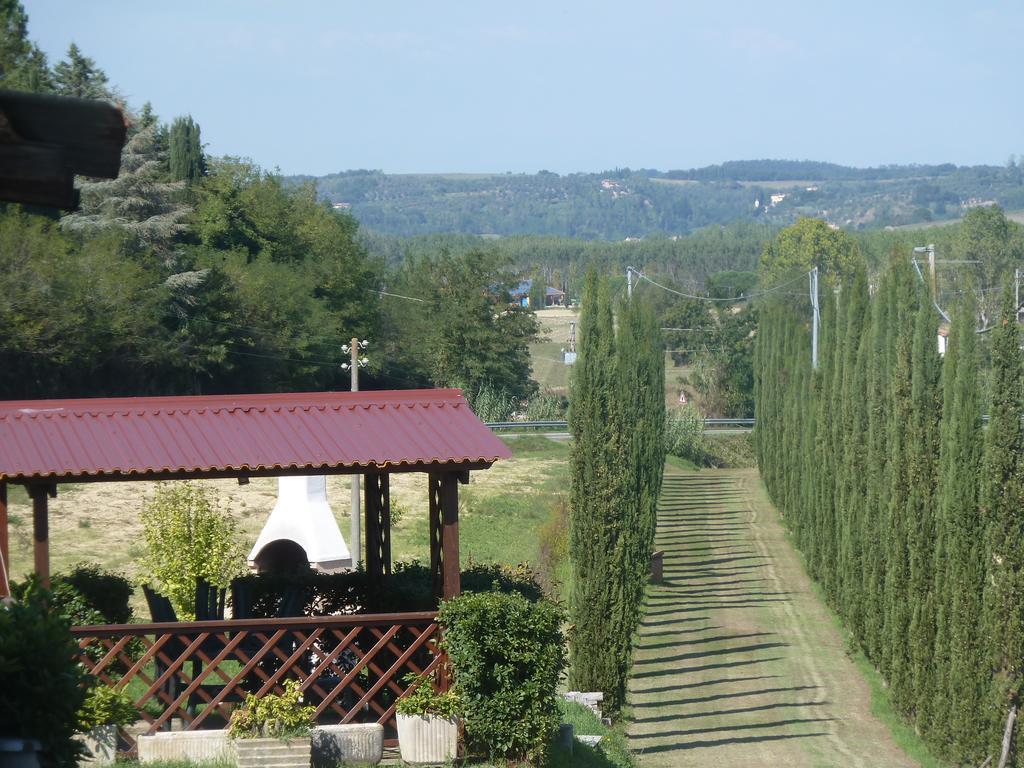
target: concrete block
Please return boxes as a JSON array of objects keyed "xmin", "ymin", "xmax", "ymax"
[
  {"xmin": 312, "ymin": 724, "xmax": 383, "ymax": 766},
  {"xmin": 137, "ymin": 730, "xmax": 235, "ymax": 764}
]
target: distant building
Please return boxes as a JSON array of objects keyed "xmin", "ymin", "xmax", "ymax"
[
  {"xmin": 510, "ymin": 279, "xmax": 567, "ymax": 308},
  {"xmin": 332, "ymin": 202, "xmax": 351, "ymax": 210}
]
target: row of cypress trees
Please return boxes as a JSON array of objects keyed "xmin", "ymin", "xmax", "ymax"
[
  {"xmin": 568, "ymin": 269, "xmax": 666, "ymax": 713},
  {"xmin": 755, "ymin": 254, "xmax": 1024, "ymax": 765}
]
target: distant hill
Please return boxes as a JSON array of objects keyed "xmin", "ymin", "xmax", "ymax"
[{"xmin": 285, "ymin": 160, "xmax": 1024, "ymax": 239}]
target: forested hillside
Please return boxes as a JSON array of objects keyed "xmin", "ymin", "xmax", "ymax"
[{"xmin": 291, "ymin": 160, "xmax": 1024, "ymax": 238}]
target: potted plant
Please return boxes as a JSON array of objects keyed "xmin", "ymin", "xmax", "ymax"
[
  {"xmin": 76, "ymin": 683, "xmax": 138, "ymax": 765},
  {"xmin": 395, "ymin": 673, "xmax": 462, "ymax": 766},
  {"xmin": 229, "ymin": 680, "xmax": 315, "ymax": 768}
]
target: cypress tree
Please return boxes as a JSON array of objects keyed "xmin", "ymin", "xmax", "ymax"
[
  {"xmin": 906, "ymin": 283, "xmax": 942, "ymax": 728},
  {"xmin": 169, "ymin": 115, "xmax": 205, "ymax": 183},
  {"xmin": 568, "ymin": 270, "xmax": 619, "ymax": 702},
  {"xmin": 882, "ymin": 255, "xmax": 917, "ymax": 708},
  {"xmin": 930, "ymin": 288, "xmax": 982, "ymax": 753},
  {"xmin": 981, "ymin": 281, "xmax": 1024, "ymax": 763}
]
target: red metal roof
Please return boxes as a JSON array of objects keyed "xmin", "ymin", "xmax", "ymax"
[{"xmin": 0, "ymin": 389, "xmax": 511, "ymax": 482}]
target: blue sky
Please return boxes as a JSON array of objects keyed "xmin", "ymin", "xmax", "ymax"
[{"xmin": 22, "ymin": 1, "xmax": 1024, "ymax": 176}]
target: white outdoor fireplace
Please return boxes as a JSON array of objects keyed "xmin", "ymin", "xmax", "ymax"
[{"xmin": 247, "ymin": 476, "xmax": 353, "ymax": 573}]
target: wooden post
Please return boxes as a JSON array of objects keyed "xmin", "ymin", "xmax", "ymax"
[
  {"xmin": 0, "ymin": 481, "xmax": 9, "ymax": 598},
  {"xmin": 440, "ymin": 473, "xmax": 460, "ymax": 600},
  {"xmin": 363, "ymin": 472, "xmax": 392, "ymax": 584},
  {"xmin": 30, "ymin": 484, "xmax": 54, "ymax": 588},
  {"xmin": 429, "ymin": 473, "xmax": 442, "ymax": 601}
]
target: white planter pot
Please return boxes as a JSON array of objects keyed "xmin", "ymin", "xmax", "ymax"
[
  {"xmin": 234, "ymin": 737, "xmax": 311, "ymax": 768},
  {"xmin": 396, "ymin": 714, "xmax": 458, "ymax": 765},
  {"xmin": 75, "ymin": 725, "xmax": 118, "ymax": 766},
  {"xmin": 311, "ymin": 724, "xmax": 383, "ymax": 766}
]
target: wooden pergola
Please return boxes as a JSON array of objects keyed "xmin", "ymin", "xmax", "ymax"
[
  {"xmin": 0, "ymin": 390, "xmax": 510, "ymax": 745},
  {"xmin": 0, "ymin": 389, "xmax": 510, "ymax": 599}
]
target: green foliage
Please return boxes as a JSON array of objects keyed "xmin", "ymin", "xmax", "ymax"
[
  {"xmin": 756, "ymin": 254, "xmax": 1024, "ymax": 766},
  {"xmin": 759, "ymin": 217, "xmax": 860, "ymax": 287},
  {"xmin": 466, "ymin": 382, "xmax": 518, "ymax": 423},
  {"xmin": 140, "ymin": 483, "xmax": 246, "ymax": 619},
  {"xmin": 228, "ymin": 680, "xmax": 315, "ymax": 739},
  {"xmin": 438, "ymin": 591, "xmax": 566, "ymax": 765},
  {"xmin": 0, "ymin": 0, "xmax": 52, "ymax": 92},
  {"xmin": 52, "ymin": 42, "xmax": 113, "ymax": 100},
  {"xmin": 664, "ymin": 405, "xmax": 705, "ymax": 463},
  {"xmin": 524, "ymin": 391, "xmax": 567, "ymax": 421},
  {"xmin": 169, "ymin": 115, "xmax": 205, "ymax": 184},
  {"xmin": 0, "ymin": 583, "xmax": 88, "ymax": 768},
  {"xmin": 568, "ymin": 271, "xmax": 665, "ymax": 714},
  {"xmin": 78, "ymin": 684, "xmax": 138, "ymax": 730},
  {"xmin": 380, "ymin": 248, "xmax": 540, "ymax": 400},
  {"xmin": 12, "ymin": 563, "xmax": 134, "ymax": 628},
  {"xmin": 394, "ymin": 673, "xmax": 463, "ymax": 718}
]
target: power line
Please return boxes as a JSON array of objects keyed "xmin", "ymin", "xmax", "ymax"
[{"xmin": 634, "ymin": 269, "xmax": 811, "ymax": 302}]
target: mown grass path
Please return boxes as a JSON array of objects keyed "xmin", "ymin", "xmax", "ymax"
[{"xmin": 627, "ymin": 467, "xmax": 918, "ymax": 767}]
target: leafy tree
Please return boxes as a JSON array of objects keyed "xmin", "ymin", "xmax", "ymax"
[
  {"xmin": 169, "ymin": 115, "xmax": 205, "ymax": 184},
  {"xmin": 0, "ymin": 0, "xmax": 51, "ymax": 91},
  {"xmin": 759, "ymin": 217, "xmax": 860, "ymax": 287},
  {"xmin": 139, "ymin": 482, "xmax": 246, "ymax": 618},
  {"xmin": 52, "ymin": 42, "xmax": 114, "ymax": 101}
]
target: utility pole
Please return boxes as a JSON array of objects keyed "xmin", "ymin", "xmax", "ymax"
[
  {"xmin": 1016, "ymin": 268, "xmax": 1021, "ymax": 322},
  {"xmin": 341, "ymin": 338, "xmax": 368, "ymax": 567},
  {"xmin": 810, "ymin": 267, "xmax": 820, "ymax": 369},
  {"xmin": 626, "ymin": 266, "xmax": 634, "ymax": 300},
  {"xmin": 926, "ymin": 244, "xmax": 936, "ymax": 296}
]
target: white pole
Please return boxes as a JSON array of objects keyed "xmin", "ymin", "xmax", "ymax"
[
  {"xmin": 349, "ymin": 337, "xmax": 360, "ymax": 568},
  {"xmin": 627, "ymin": 267, "xmax": 633, "ymax": 300},
  {"xmin": 810, "ymin": 268, "xmax": 820, "ymax": 370}
]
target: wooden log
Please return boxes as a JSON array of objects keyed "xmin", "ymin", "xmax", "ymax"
[
  {"xmin": 440, "ymin": 473, "xmax": 460, "ymax": 600},
  {"xmin": 30, "ymin": 484, "xmax": 51, "ymax": 588}
]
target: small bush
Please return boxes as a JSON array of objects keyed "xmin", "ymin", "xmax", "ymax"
[
  {"xmin": 525, "ymin": 391, "xmax": 567, "ymax": 421},
  {"xmin": 467, "ymin": 383, "xmax": 518, "ymax": 423},
  {"xmin": 140, "ymin": 482, "xmax": 246, "ymax": 618},
  {"xmin": 439, "ymin": 591, "xmax": 566, "ymax": 765},
  {"xmin": 78, "ymin": 683, "xmax": 138, "ymax": 730},
  {"xmin": 664, "ymin": 405, "xmax": 705, "ymax": 464},
  {"xmin": 536, "ymin": 496, "xmax": 569, "ymax": 595},
  {"xmin": 0, "ymin": 581, "xmax": 89, "ymax": 768},
  {"xmin": 11, "ymin": 563, "xmax": 134, "ymax": 627},
  {"xmin": 395, "ymin": 672, "xmax": 463, "ymax": 718},
  {"xmin": 228, "ymin": 680, "xmax": 315, "ymax": 739}
]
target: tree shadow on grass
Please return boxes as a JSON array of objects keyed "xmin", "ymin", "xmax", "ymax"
[
  {"xmin": 630, "ymin": 683, "xmax": 817, "ymax": 708},
  {"xmin": 630, "ymin": 716, "xmax": 834, "ymax": 742},
  {"xmin": 629, "ymin": 656, "xmax": 784, "ymax": 680},
  {"xmin": 632, "ymin": 641, "xmax": 788, "ymax": 666},
  {"xmin": 632, "ymin": 697, "xmax": 829, "ymax": 724},
  {"xmin": 630, "ymin": 674, "xmax": 780, "ymax": 697},
  {"xmin": 634, "ymin": 631, "xmax": 773, "ymax": 652},
  {"xmin": 637, "ymin": 730, "xmax": 830, "ymax": 753}
]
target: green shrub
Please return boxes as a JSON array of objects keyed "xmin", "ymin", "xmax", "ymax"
[
  {"xmin": 466, "ymin": 383, "xmax": 518, "ymax": 423},
  {"xmin": 664, "ymin": 405, "xmax": 705, "ymax": 463},
  {"xmin": 140, "ymin": 482, "xmax": 246, "ymax": 618},
  {"xmin": 0, "ymin": 582, "xmax": 89, "ymax": 768},
  {"xmin": 228, "ymin": 680, "xmax": 315, "ymax": 739},
  {"xmin": 439, "ymin": 591, "xmax": 566, "ymax": 765},
  {"xmin": 395, "ymin": 672, "xmax": 463, "ymax": 718},
  {"xmin": 11, "ymin": 563, "xmax": 134, "ymax": 627},
  {"xmin": 525, "ymin": 391, "xmax": 567, "ymax": 421},
  {"xmin": 78, "ymin": 683, "xmax": 138, "ymax": 730}
]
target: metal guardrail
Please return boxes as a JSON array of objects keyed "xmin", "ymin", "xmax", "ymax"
[{"xmin": 486, "ymin": 418, "xmax": 756, "ymax": 431}]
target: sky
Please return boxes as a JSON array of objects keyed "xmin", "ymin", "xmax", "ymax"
[{"xmin": 21, "ymin": 1, "xmax": 1024, "ymax": 176}]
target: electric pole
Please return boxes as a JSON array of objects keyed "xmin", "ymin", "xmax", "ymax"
[
  {"xmin": 810, "ymin": 267, "xmax": 820, "ymax": 369},
  {"xmin": 627, "ymin": 266, "xmax": 633, "ymax": 300},
  {"xmin": 341, "ymin": 337, "xmax": 368, "ymax": 567}
]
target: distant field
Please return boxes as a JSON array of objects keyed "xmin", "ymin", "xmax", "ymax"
[
  {"xmin": 888, "ymin": 208, "xmax": 1024, "ymax": 231},
  {"xmin": 529, "ymin": 307, "xmax": 703, "ymax": 410},
  {"xmin": 6, "ymin": 439, "xmax": 570, "ymax": 606}
]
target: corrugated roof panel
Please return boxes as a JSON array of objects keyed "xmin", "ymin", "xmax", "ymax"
[{"xmin": 0, "ymin": 389, "xmax": 511, "ymax": 482}]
